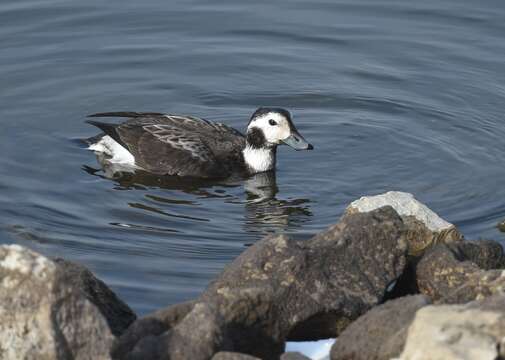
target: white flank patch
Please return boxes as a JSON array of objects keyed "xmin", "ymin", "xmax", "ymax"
[
  {"xmin": 242, "ymin": 146, "xmax": 275, "ymax": 173},
  {"xmin": 348, "ymin": 191, "xmax": 453, "ymax": 232},
  {"xmin": 88, "ymin": 135, "xmax": 137, "ymax": 166}
]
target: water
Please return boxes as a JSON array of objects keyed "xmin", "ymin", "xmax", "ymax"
[{"xmin": 1, "ymin": 0, "xmax": 505, "ymax": 319}]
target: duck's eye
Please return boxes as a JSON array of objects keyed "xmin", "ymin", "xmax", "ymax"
[{"xmin": 269, "ymin": 119, "xmax": 277, "ymax": 126}]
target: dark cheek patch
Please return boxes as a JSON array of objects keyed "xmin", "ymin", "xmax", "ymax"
[{"xmin": 246, "ymin": 127, "xmax": 267, "ymax": 149}]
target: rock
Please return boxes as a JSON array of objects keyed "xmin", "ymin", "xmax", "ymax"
[
  {"xmin": 399, "ymin": 294, "xmax": 505, "ymax": 360},
  {"xmin": 345, "ymin": 191, "xmax": 462, "ymax": 255},
  {"xmin": 118, "ymin": 206, "xmax": 408, "ymax": 360},
  {"xmin": 53, "ymin": 258, "xmax": 136, "ymax": 336},
  {"xmin": 280, "ymin": 352, "xmax": 312, "ymax": 360},
  {"xmin": 416, "ymin": 241, "xmax": 505, "ymax": 303},
  {"xmin": 0, "ymin": 244, "xmax": 114, "ymax": 360},
  {"xmin": 330, "ymin": 295, "xmax": 431, "ymax": 360},
  {"xmin": 112, "ymin": 300, "xmax": 194, "ymax": 359},
  {"xmin": 498, "ymin": 219, "xmax": 505, "ymax": 232},
  {"xmin": 447, "ymin": 239, "xmax": 505, "ymax": 270},
  {"xmin": 212, "ymin": 352, "xmax": 262, "ymax": 360}
]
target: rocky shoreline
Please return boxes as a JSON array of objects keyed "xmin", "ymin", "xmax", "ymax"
[{"xmin": 1, "ymin": 191, "xmax": 505, "ymax": 359}]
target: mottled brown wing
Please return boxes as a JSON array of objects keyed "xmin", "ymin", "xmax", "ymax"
[{"xmin": 115, "ymin": 114, "xmax": 244, "ymax": 177}]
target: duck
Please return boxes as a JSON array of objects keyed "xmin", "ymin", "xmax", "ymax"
[{"xmin": 85, "ymin": 107, "xmax": 313, "ymax": 179}]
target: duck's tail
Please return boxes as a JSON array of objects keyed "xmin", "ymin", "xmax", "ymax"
[{"xmin": 85, "ymin": 120, "xmax": 129, "ymax": 150}]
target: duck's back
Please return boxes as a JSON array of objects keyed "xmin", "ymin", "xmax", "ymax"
[{"xmin": 87, "ymin": 112, "xmax": 246, "ymax": 178}]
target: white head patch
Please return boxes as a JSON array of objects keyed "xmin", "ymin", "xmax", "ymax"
[{"xmin": 247, "ymin": 112, "xmax": 292, "ymax": 145}]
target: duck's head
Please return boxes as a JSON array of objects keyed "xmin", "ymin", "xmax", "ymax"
[{"xmin": 246, "ymin": 107, "xmax": 313, "ymax": 151}]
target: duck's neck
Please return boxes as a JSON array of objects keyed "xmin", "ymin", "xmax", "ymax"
[{"xmin": 242, "ymin": 144, "xmax": 277, "ymax": 174}]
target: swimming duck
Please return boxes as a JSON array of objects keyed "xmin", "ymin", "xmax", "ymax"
[{"xmin": 86, "ymin": 107, "xmax": 313, "ymax": 179}]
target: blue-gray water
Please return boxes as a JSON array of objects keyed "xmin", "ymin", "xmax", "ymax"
[{"xmin": 1, "ymin": 0, "xmax": 505, "ymax": 317}]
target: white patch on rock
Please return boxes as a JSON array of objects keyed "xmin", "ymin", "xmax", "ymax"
[
  {"xmin": 0, "ymin": 244, "xmax": 54, "ymax": 278},
  {"xmin": 348, "ymin": 191, "xmax": 453, "ymax": 232}
]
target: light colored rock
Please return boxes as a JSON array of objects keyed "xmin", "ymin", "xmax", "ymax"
[
  {"xmin": 346, "ymin": 191, "xmax": 462, "ymax": 255},
  {"xmin": 348, "ymin": 191, "xmax": 450, "ymax": 231},
  {"xmin": 398, "ymin": 302, "xmax": 505, "ymax": 360},
  {"xmin": 0, "ymin": 244, "xmax": 114, "ymax": 360}
]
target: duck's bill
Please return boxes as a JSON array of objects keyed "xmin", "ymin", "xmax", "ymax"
[{"xmin": 282, "ymin": 132, "xmax": 314, "ymax": 150}]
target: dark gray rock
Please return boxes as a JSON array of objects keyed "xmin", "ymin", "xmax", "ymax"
[
  {"xmin": 416, "ymin": 240, "xmax": 505, "ymax": 303},
  {"xmin": 280, "ymin": 352, "xmax": 311, "ymax": 360},
  {"xmin": 54, "ymin": 258, "xmax": 136, "ymax": 336},
  {"xmin": 447, "ymin": 240, "xmax": 505, "ymax": 270},
  {"xmin": 330, "ymin": 295, "xmax": 431, "ymax": 360},
  {"xmin": 212, "ymin": 351, "xmax": 262, "ymax": 360},
  {"xmin": 118, "ymin": 207, "xmax": 408, "ymax": 360},
  {"xmin": 112, "ymin": 300, "xmax": 195, "ymax": 359}
]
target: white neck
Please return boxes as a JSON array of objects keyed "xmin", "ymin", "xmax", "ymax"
[{"xmin": 242, "ymin": 145, "xmax": 276, "ymax": 174}]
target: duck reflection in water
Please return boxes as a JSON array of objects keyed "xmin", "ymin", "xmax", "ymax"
[
  {"xmin": 243, "ymin": 171, "xmax": 312, "ymax": 234},
  {"xmin": 82, "ymin": 163, "xmax": 312, "ymax": 235}
]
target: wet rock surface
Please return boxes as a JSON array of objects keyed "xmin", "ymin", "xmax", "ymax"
[
  {"xmin": 117, "ymin": 206, "xmax": 408, "ymax": 360},
  {"xmin": 0, "ymin": 244, "xmax": 115, "ymax": 360},
  {"xmin": 330, "ymin": 295, "xmax": 431, "ymax": 360},
  {"xmin": 498, "ymin": 219, "xmax": 505, "ymax": 232}
]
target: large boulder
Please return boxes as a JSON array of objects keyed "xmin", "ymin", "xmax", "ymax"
[
  {"xmin": 416, "ymin": 241, "xmax": 505, "ymax": 303},
  {"xmin": 117, "ymin": 206, "xmax": 408, "ymax": 360},
  {"xmin": 330, "ymin": 295, "xmax": 431, "ymax": 360},
  {"xmin": 53, "ymin": 258, "xmax": 136, "ymax": 336},
  {"xmin": 399, "ymin": 294, "xmax": 505, "ymax": 360},
  {"xmin": 345, "ymin": 191, "xmax": 462, "ymax": 256},
  {"xmin": 0, "ymin": 244, "xmax": 115, "ymax": 360}
]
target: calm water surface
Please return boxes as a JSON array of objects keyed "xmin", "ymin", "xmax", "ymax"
[{"xmin": 1, "ymin": 0, "xmax": 505, "ymax": 314}]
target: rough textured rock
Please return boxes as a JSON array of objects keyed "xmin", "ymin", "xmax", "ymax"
[
  {"xmin": 345, "ymin": 191, "xmax": 462, "ymax": 255},
  {"xmin": 212, "ymin": 352, "xmax": 262, "ymax": 360},
  {"xmin": 330, "ymin": 295, "xmax": 431, "ymax": 360},
  {"xmin": 280, "ymin": 352, "xmax": 312, "ymax": 360},
  {"xmin": 54, "ymin": 258, "xmax": 136, "ymax": 336},
  {"xmin": 0, "ymin": 244, "xmax": 114, "ymax": 360},
  {"xmin": 416, "ymin": 241, "xmax": 505, "ymax": 303},
  {"xmin": 399, "ymin": 294, "xmax": 505, "ymax": 360},
  {"xmin": 118, "ymin": 206, "xmax": 408, "ymax": 360},
  {"xmin": 448, "ymin": 240, "xmax": 505, "ymax": 270}
]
